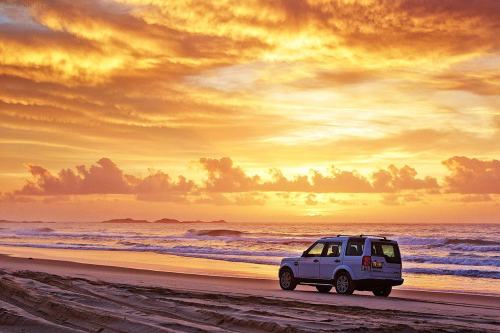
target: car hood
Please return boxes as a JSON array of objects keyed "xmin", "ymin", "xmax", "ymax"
[{"xmin": 281, "ymin": 257, "xmax": 301, "ymax": 262}]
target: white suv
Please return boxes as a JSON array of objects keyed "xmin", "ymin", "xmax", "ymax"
[{"xmin": 279, "ymin": 235, "xmax": 403, "ymax": 297}]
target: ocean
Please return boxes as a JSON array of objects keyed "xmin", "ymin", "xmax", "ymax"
[{"xmin": 1, "ymin": 221, "xmax": 499, "ymax": 294}]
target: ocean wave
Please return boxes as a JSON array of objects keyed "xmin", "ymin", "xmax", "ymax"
[
  {"xmin": 12, "ymin": 227, "xmax": 55, "ymax": 235},
  {"xmin": 1, "ymin": 229, "xmax": 315, "ymax": 249},
  {"xmin": 0, "ymin": 241, "xmax": 297, "ymax": 259},
  {"xmin": 404, "ymin": 255, "xmax": 500, "ymax": 267},
  {"xmin": 395, "ymin": 236, "xmax": 500, "ymax": 249},
  {"xmin": 447, "ymin": 244, "xmax": 500, "ymax": 253},
  {"xmin": 404, "ymin": 267, "xmax": 500, "ymax": 279},
  {"xmin": 185, "ymin": 229, "xmax": 245, "ymax": 237},
  {"xmin": 1, "ymin": 240, "xmax": 500, "ymax": 278},
  {"xmin": 36, "ymin": 227, "xmax": 54, "ymax": 232},
  {"xmin": 444, "ymin": 238, "xmax": 499, "ymax": 246}
]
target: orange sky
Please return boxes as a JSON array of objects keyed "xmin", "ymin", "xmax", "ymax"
[{"xmin": 1, "ymin": 0, "xmax": 499, "ymax": 222}]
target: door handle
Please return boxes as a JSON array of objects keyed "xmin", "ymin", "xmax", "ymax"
[
  {"xmin": 334, "ymin": 259, "xmax": 341, "ymax": 263},
  {"xmin": 313, "ymin": 259, "xmax": 319, "ymax": 263},
  {"xmin": 294, "ymin": 261, "xmax": 298, "ymax": 266}
]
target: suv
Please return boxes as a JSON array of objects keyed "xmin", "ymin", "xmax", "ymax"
[{"xmin": 279, "ymin": 235, "xmax": 403, "ymax": 297}]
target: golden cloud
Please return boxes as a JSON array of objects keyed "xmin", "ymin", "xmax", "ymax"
[{"xmin": 1, "ymin": 0, "xmax": 499, "ymax": 217}]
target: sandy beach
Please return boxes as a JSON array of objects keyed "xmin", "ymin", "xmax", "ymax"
[{"xmin": 1, "ymin": 253, "xmax": 499, "ymax": 333}]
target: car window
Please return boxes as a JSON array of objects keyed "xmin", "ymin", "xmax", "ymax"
[
  {"xmin": 345, "ymin": 239, "xmax": 364, "ymax": 256},
  {"xmin": 305, "ymin": 242, "xmax": 325, "ymax": 257},
  {"xmin": 324, "ymin": 242, "xmax": 342, "ymax": 257},
  {"xmin": 371, "ymin": 242, "xmax": 401, "ymax": 263}
]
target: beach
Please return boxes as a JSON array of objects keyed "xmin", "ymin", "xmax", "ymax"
[
  {"xmin": 0, "ymin": 221, "xmax": 499, "ymax": 295},
  {"xmin": 1, "ymin": 252, "xmax": 499, "ymax": 333}
]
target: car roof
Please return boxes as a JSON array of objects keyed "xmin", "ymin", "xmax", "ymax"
[{"xmin": 318, "ymin": 235, "xmax": 396, "ymax": 242}]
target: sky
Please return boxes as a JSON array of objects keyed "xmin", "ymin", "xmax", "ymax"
[{"xmin": 0, "ymin": 0, "xmax": 499, "ymax": 223}]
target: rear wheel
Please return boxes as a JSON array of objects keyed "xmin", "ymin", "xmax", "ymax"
[
  {"xmin": 334, "ymin": 272, "xmax": 354, "ymax": 295},
  {"xmin": 372, "ymin": 285, "xmax": 392, "ymax": 297},
  {"xmin": 279, "ymin": 268, "xmax": 297, "ymax": 291},
  {"xmin": 316, "ymin": 285, "xmax": 332, "ymax": 293}
]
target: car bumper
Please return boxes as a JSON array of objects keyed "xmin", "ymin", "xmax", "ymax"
[{"xmin": 354, "ymin": 278, "xmax": 404, "ymax": 290}]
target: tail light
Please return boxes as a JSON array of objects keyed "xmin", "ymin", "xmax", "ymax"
[{"xmin": 362, "ymin": 256, "xmax": 371, "ymax": 271}]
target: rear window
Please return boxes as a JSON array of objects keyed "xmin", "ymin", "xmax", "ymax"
[
  {"xmin": 371, "ymin": 242, "xmax": 401, "ymax": 264},
  {"xmin": 346, "ymin": 239, "xmax": 364, "ymax": 256}
]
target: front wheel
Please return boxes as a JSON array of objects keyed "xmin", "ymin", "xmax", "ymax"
[
  {"xmin": 316, "ymin": 285, "xmax": 332, "ymax": 293},
  {"xmin": 334, "ymin": 272, "xmax": 354, "ymax": 295},
  {"xmin": 372, "ymin": 285, "xmax": 392, "ymax": 297},
  {"xmin": 279, "ymin": 268, "xmax": 297, "ymax": 291}
]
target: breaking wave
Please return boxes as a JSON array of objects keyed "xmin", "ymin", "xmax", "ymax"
[
  {"xmin": 404, "ymin": 267, "xmax": 500, "ymax": 279},
  {"xmin": 185, "ymin": 229, "xmax": 245, "ymax": 237},
  {"xmin": 404, "ymin": 254, "xmax": 500, "ymax": 267}
]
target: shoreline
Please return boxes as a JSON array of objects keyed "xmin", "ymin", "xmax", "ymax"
[
  {"xmin": 1, "ymin": 251, "xmax": 500, "ymax": 304},
  {"xmin": 1, "ymin": 252, "xmax": 499, "ymax": 332},
  {"xmin": 1, "ymin": 245, "xmax": 499, "ymax": 296}
]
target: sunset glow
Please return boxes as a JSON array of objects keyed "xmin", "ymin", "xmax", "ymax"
[{"xmin": 1, "ymin": 0, "xmax": 499, "ymax": 222}]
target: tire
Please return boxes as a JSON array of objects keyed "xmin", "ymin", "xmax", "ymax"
[
  {"xmin": 334, "ymin": 271, "xmax": 355, "ymax": 295},
  {"xmin": 372, "ymin": 285, "xmax": 392, "ymax": 297},
  {"xmin": 316, "ymin": 285, "xmax": 333, "ymax": 293},
  {"xmin": 279, "ymin": 268, "xmax": 297, "ymax": 291}
]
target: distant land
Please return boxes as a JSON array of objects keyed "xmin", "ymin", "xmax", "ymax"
[{"xmin": 101, "ymin": 218, "xmax": 227, "ymax": 224}]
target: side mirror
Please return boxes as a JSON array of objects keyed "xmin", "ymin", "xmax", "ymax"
[{"xmin": 302, "ymin": 251, "xmax": 307, "ymax": 257}]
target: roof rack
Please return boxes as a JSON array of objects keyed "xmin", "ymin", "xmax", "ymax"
[
  {"xmin": 318, "ymin": 235, "xmax": 349, "ymax": 239},
  {"xmin": 322, "ymin": 234, "xmax": 389, "ymax": 240},
  {"xmin": 359, "ymin": 234, "xmax": 388, "ymax": 240}
]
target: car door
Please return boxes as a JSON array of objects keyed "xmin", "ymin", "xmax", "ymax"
[
  {"xmin": 298, "ymin": 242, "xmax": 325, "ymax": 279},
  {"xmin": 370, "ymin": 240, "xmax": 402, "ymax": 280},
  {"xmin": 319, "ymin": 242, "xmax": 343, "ymax": 280},
  {"xmin": 342, "ymin": 238, "xmax": 365, "ymax": 280}
]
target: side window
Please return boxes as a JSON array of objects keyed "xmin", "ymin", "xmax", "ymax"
[
  {"xmin": 324, "ymin": 242, "xmax": 342, "ymax": 257},
  {"xmin": 305, "ymin": 242, "xmax": 325, "ymax": 257},
  {"xmin": 346, "ymin": 239, "xmax": 364, "ymax": 256}
]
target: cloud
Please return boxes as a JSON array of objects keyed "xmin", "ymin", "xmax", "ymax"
[
  {"xmin": 305, "ymin": 193, "xmax": 318, "ymax": 206},
  {"xmin": 372, "ymin": 165, "xmax": 439, "ymax": 192},
  {"xmin": 9, "ymin": 157, "xmax": 439, "ymax": 203},
  {"xmin": 455, "ymin": 194, "xmax": 493, "ymax": 203},
  {"xmin": 262, "ymin": 163, "xmax": 437, "ymax": 193},
  {"xmin": 16, "ymin": 158, "xmax": 132, "ymax": 195},
  {"xmin": 135, "ymin": 172, "xmax": 196, "ymax": 202},
  {"xmin": 5, "ymin": 156, "xmax": 500, "ymax": 210},
  {"xmin": 200, "ymin": 158, "xmax": 438, "ymax": 193},
  {"xmin": 443, "ymin": 156, "xmax": 500, "ymax": 194},
  {"xmin": 13, "ymin": 158, "xmax": 196, "ymax": 202},
  {"xmin": 261, "ymin": 168, "xmax": 311, "ymax": 192},
  {"xmin": 380, "ymin": 192, "xmax": 424, "ymax": 206},
  {"xmin": 311, "ymin": 167, "xmax": 373, "ymax": 193},
  {"xmin": 194, "ymin": 192, "xmax": 266, "ymax": 206},
  {"xmin": 199, "ymin": 157, "xmax": 261, "ymax": 192},
  {"xmin": 381, "ymin": 194, "xmax": 401, "ymax": 206}
]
